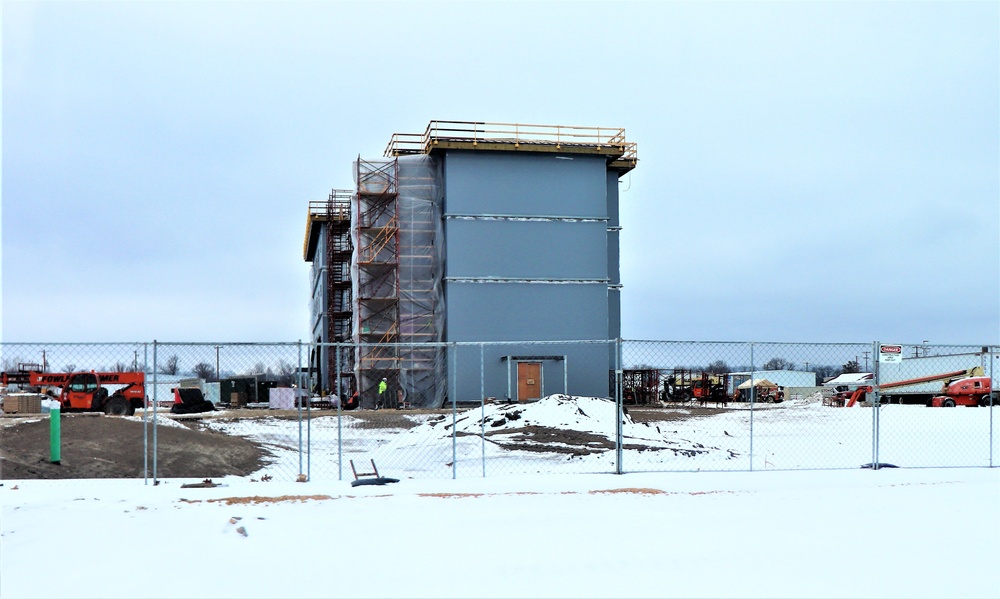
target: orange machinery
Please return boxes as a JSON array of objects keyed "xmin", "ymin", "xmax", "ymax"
[
  {"xmin": 29, "ymin": 371, "xmax": 146, "ymax": 416},
  {"xmin": 831, "ymin": 367, "xmax": 992, "ymax": 408}
]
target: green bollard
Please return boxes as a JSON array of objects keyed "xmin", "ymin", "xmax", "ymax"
[{"xmin": 49, "ymin": 404, "xmax": 61, "ymax": 465}]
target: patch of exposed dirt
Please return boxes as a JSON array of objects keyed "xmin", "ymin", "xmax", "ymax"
[
  {"xmin": 0, "ymin": 414, "xmax": 266, "ymax": 480},
  {"xmin": 0, "ymin": 404, "xmax": 731, "ymax": 480},
  {"xmin": 481, "ymin": 425, "xmax": 615, "ymax": 456},
  {"xmin": 199, "ymin": 495, "xmax": 335, "ymax": 505},
  {"xmin": 418, "ymin": 493, "xmax": 485, "ymax": 498},
  {"xmin": 625, "ymin": 406, "xmax": 727, "ymax": 423},
  {"xmin": 589, "ymin": 488, "xmax": 668, "ymax": 495}
]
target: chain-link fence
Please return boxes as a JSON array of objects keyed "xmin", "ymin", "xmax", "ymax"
[{"xmin": 1, "ymin": 341, "xmax": 996, "ymax": 482}]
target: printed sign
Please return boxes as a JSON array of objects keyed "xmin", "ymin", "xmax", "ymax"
[{"xmin": 879, "ymin": 344, "xmax": 903, "ymax": 363}]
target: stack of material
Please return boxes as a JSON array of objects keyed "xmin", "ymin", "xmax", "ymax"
[{"xmin": 2, "ymin": 394, "xmax": 46, "ymax": 414}]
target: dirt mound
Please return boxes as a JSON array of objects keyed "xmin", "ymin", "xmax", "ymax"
[{"xmin": 0, "ymin": 415, "xmax": 266, "ymax": 480}]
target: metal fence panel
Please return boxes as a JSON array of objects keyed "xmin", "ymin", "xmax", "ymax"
[
  {"xmin": 875, "ymin": 344, "xmax": 996, "ymax": 468},
  {"xmin": 465, "ymin": 341, "xmax": 620, "ymax": 477},
  {"xmin": 620, "ymin": 341, "xmax": 878, "ymax": 472},
  {"xmin": 154, "ymin": 342, "xmax": 306, "ymax": 481},
  {"xmin": 2, "ymin": 339, "xmax": 996, "ymax": 481},
  {"xmin": 620, "ymin": 341, "xmax": 752, "ymax": 472}
]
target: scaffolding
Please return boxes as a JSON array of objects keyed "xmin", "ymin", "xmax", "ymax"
[
  {"xmin": 325, "ymin": 190, "xmax": 354, "ymax": 396},
  {"xmin": 354, "ymin": 158, "xmax": 401, "ymax": 407},
  {"xmin": 304, "ymin": 190, "xmax": 354, "ymax": 396},
  {"xmin": 396, "ymin": 156, "xmax": 445, "ymax": 407}
]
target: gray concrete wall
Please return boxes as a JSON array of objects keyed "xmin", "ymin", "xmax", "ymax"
[
  {"xmin": 441, "ymin": 150, "xmax": 619, "ymax": 401},
  {"xmin": 446, "ymin": 220, "xmax": 608, "ymax": 279},
  {"xmin": 309, "ymin": 226, "xmax": 330, "ymax": 391},
  {"xmin": 444, "ymin": 282, "xmax": 609, "ymax": 341},
  {"xmin": 443, "ymin": 152, "xmax": 607, "ymax": 217},
  {"xmin": 606, "ymin": 170, "xmax": 622, "ymax": 341},
  {"xmin": 447, "ymin": 341, "xmax": 614, "ymax": 403}
]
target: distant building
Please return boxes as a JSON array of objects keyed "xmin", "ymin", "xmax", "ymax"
[
  {"xmin": 823, "ymin": 372, "xmax": 875, "ymax": 389},
  {"xmin": 304, "ymin": 121, "xmax": 637, "ymax": 407},
  {"xmin": 727, "ymin": 369, "xmax": 818, "ymax": 395}
]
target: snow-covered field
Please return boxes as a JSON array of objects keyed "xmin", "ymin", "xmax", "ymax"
[
  {"xmin": 2, "ymin": 468, "xmax": 997, "ymax": 598},
  {"xmin": 196, "ymin": 394, "xmax": 1000, "ymax": 482},
  {"xmin": 2, "ymin": 395, "xmax": 998, "ymax": 598}
]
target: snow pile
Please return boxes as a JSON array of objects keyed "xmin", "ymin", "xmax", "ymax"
[
  {"xmin": 787, "ymin": 391, "xmax": 825, "ymax": 407},
  {"xmin": 164, "ymin": 393, "xmax": 998, "ymax": 479},
  {"xmin": 124, "ymin": 413, "xmax": 189, "ymax": 428},
  {"xmin": 374, "ymin": 394, "xmax": 737, "ymax": 469},
  {"xmin": 446, "ymin": 394, "xmax": 622, "ymax": 440}
]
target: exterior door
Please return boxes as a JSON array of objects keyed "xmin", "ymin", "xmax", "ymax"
[{"xmin": 517, "ymin": 362, "xmax": 542, "ymax": 402}]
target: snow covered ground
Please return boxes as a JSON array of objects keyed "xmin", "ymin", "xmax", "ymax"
[
  {"xmin": 196, "ymin": 394, "xmax": 1000, "ymax": 482},
  {"xmin": 2, "ymin": 395, "xmax": 998, "ymax": 598},
  {"xmin": 2, "ymin": 469, "xmax": 997, "ymax": 598}
]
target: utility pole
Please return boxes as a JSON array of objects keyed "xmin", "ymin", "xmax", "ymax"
[{"xmin": 862, "ymin": 351, "xmax": 870, "ymax": 371}]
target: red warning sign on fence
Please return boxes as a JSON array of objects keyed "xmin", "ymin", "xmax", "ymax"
[{"xmin": 879, "ymin": 344, "xmax": 903, "ymax": 363}]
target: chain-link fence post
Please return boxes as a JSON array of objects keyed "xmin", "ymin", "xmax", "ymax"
[
  {"xmin": 336, "ymin": 344, "xmax": 343, "ymax": 481},
  {"xmin": 152, "ymin": 339, "xmax": 159, "ymax": 484},
  {"xmin": 143, "ymin": 342, "xmax": 149, "ymax": 484},
  {"xmin": 298, "ymin": 340, "xmax": 310, "ymax": 481},
  {"xmin": 445, "ymin": 343, "xmax": 458, "ymax": 480},
  {"xmin": 991, "ymin": 345, "xmax": 995, "ymax": 468},
  {"xmin": 872, "ymin": 340, "xmax": 880, "ymax": 469},
  {"xmin": 615, "ymin": 338, "xmax": 623, "ymax": 475},
  {"xmin": 749, "ymin": 342, "xmax": 755, "ymax": 472},
  {"xmin": 480, "ymin": 342, "xmax": 486, "ymax": 478},
  {"xmin": 296, "ymin": 341, "xmax": 303, "ymax": 479}
]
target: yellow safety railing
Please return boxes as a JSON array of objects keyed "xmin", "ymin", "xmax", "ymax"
[
  {"xmin": 384, "ymin": 133, "xmax": 425, "ymax": 156},
  {"xmin": 385, "ymin": 120, "xmax": 636, "ymax": 160},
  {"xmin": 307, "ymin": 198, "xmax": 351, "ymax": 222},
  {"xmin": 303, "ymin": 193, "xmax": 353, "ymax": 260}
]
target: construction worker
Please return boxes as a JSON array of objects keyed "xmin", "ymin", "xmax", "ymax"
[{"xmin": 377, "ymin": 377, "xmax": 387, "ymax": 409}]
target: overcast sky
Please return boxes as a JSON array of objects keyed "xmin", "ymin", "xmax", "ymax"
[{"xmin": 3, "ymin": 1, "xmax": 997, "ymax": 345}]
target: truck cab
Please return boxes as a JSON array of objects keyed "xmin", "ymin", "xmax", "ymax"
[{"xmin": 62, "ymin": 372, "xmax": 109, "ymax": 410}]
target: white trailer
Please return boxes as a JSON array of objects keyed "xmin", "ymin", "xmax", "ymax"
[{"xmin": 877, "ymin": 351, "xmax": 997, "ymax": 405}]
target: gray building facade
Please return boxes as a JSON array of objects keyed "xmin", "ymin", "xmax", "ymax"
[{"xmin": 305, "ymin": 121, "xmax": 636, "ymax": 407}]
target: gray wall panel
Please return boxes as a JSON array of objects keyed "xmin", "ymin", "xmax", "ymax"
[
  {"xmin": 445, "ymin": 282, "xmax": 608, "ymax": 342},
  {"xmin": 608, "ymin": 288, "xmax": 621, "ymax": 340},
  {"xmin": 449, "ymin": 342, "xmax": 614, "ymax": 403},
  {"xmin": 606, "ymin": 170, "xmax": 620, "ymax": 227},
  {"xmin": 446, "ymin": 220, "xmax": 608, "ymax": 279},
  {"xmin": 444, "ymin": 152, "xmax": 607, "ymax": 217}
]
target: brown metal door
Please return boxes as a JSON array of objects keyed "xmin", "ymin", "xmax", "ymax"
[{"xmin": 517, "ymin": 362, "xmax": 541, "ymax": 401}]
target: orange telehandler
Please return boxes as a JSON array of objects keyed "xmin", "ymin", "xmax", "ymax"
[{"xmin": 29, "ymin": 371, "xmax": 146, "ymax": 416}]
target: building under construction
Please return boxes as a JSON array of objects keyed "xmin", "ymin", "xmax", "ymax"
[{"xmin": 304, "ymin": 121, "xmax": 637, "ymax": 408}]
